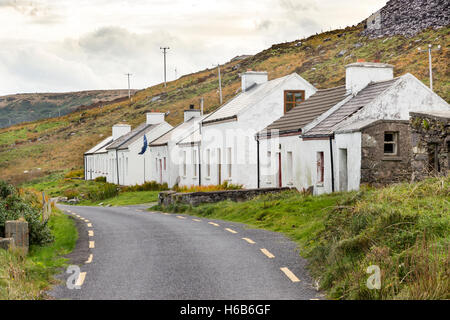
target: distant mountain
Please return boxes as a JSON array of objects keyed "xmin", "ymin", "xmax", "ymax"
[{"xmin": 0, "ymin": 90, "xmax": 137, "ymax": 128}]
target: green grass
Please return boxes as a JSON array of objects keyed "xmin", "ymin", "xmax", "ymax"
[
  {"xmin": 0, "ymin": 209, "xmax": 77, "ymax": 299},
  {"xmin": 154, "ymin": 177, "xmax": 450, "ymax": 300},
  {"xmin": 79, "ymin": 190, "xmax": 159, "ymax": 206}
]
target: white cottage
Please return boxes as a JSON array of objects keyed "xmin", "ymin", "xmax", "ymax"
[
  {"xmin": 84, "ymin": 123, "xmax": 131, "ymax": 181},
  {"xmin": 105, "ymin": 113, "xmax": 173, "ymax": 186},
  {"xmin": 198, "ymin": 71, "xmax": 317, "ymax": 189},
  {"xmin": 298, "ymin": 62, "xmax": 449, "ymax": 194},
  {"xmin": 177, "ymin": 125, "xmax": 203, "ymax": 187},
  {"xmin": 148, "ymin": 107, "xmax": 204, "ymax": 187}
]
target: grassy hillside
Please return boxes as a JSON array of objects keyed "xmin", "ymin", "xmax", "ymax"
[
  {"xmin": 1, "ymin": 24, "xmax": 449, "ymax": 185},
  {"xmin": 0, "ymin": 89, "xmax": 136, "ymax": 129},
  {"xmin": 154, "ymin": 177, "xmax": 450, "ymax": 300}
]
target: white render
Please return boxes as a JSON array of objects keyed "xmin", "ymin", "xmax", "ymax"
[
  {"xmin": 198, "ymin": 72, "xmax": 317, "ymax": 189},
  {"xmin": 345, "ymin": 62, "xmax": 394, "ymax": 94}
]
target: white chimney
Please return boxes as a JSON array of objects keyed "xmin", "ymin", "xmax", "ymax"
[
  {"xmin": 146, "ymin": 112, "xmax": 165, "ymax": 125},
  {"xmin": 184, "ymin": 104, "xmax": 202, "ymax": 122},
  {"xmin": 112, "ymin": 124, "xmax": 131, "ymax": 141},
  {"xmin": 345, "ymin": 61, "xmax": 394, "ymax": 94},
  {"xmin": 241, "ymin": 71, "xmax": 268, "ymax": 92}
]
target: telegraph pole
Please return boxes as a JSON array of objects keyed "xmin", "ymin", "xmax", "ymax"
[
  {"xmin": 160, "ymin": 47, "xmax": 170, "ymax": 87},
  {"xmin": 418, "ymin": 44, "xmax": 441, "ymax": 91},
  {"xmin": 213, "ymin": 64, "xmax": 223, "ymax": 105},
  {"xmin": 125, "ymin": 73, "xmax": 132, "ymax": 99}
]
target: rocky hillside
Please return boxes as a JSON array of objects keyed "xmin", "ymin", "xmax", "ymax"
[
  {"xmin": 0, "ymin": 22, "xmax": 449, "ymax": 185},
  {"xmin": 0, "ymin": 90, "xmax": 137, "ymax": 128}
]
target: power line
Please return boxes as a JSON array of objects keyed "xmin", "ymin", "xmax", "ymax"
[{"xmin": 160, "ymin": 47, "xmax": 170, "ymax": 87}]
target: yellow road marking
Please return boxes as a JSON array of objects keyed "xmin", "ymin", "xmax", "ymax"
[
  {"xmin": 280, "ymin": 267, "xmax": 301, "ymax": 283},
  {"xmin": 162, "ymin": 212, "xmax": 169, "ymax": 215},
  {"xmin": 192, "ymin": 219, "xmax": 202, "ymax": 222},
  {"xmin": 260, "ymin": 248, "xmax": 275, "ymax": 259},
  {"xmin": 242, "ymin": 237, "xmax": 255, "ymax": 244},
  {"xmin": 177, "ymin": 216, "xmax": 186, "ymax": 219},
  {"xmin": 208, "ymin": 222, "xmax": 220, "ymax": 227},
  {"xmin": 225, "ymin": 228, "xmax": 237, "ymax": 234},
  {"xmin": 87, "ymin": 223, "xmax": 92, "ymax": 227},
  {"xmin": 85, "ymin": 254, "xmax": 93, "ymax": 264},
  {"xmin": 310, "ymin": 298, "xmax": 320, "ymax": 300},
  {"xmin": 89, "ymin": 241, "xmax": 95, "ymax": 249},
  {"xmin": 88, "ymin": 230, "xmax": 94, "ymax": 237},
  {"xmin": 75, "ymin": 272, "xmax": 86, "ymax": 287},
  {"xmin": 84, "ymin": 219, "xmax": 90, "ymax": 222}
]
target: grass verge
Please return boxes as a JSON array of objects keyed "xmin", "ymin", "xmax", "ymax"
[
  {"xmin": 0, "ymin": 209, "xmax": 77, "ymax": 299},
  {"xmin": 152, "ymin": 177, "xmax": 449, "ymax": 300},
  {"xmin": 78, "ymin": 190, "xmax": 160, "ymax": 206}
]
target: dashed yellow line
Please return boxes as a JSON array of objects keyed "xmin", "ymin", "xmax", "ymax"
[
  {"xmin": 280, "ymin": 267, "xmax": 300, "ymax": 283},
  {"xmin": 208, "ymin": 222, "xmax": 220, "ymax": 227},
  {"xmin": 242, "ymin": 237, "xmax": 256, "ymax": 244},
  {"xmin": 177, "ymin": 216, "xmax": 186, "ymax": 219},
  {"xmin": 192, "ymin": 219, "xmax": 202, "ymax": 222},
  {"xmin": 87, "ymin": 223, "xmax": 92, "ymax": 227},
  {"xmin": 260, "ymin": 248, "xmax": 275, "ymax": 259},
  {"xmin": 84, "ymin": 219, "xmax": 90, "ymax": 222},
  {"xmin": 89, "ymin": 241, "xmax": 95, "ymax": 249},
  {"xmin": 85, "ymin": 254, "xmax": 93, "ymax": 264},
  {"xmin": 88, "ymin": 230, "xmax": 94, "ymax": 237},
  {"xmin": 225, "ymin": 228, "xmax": 237, "ymax": 234},
  {"xmin": 75, "ymin": 272, "xmax": 87, "ymax": 287},
  {"xmin": 162, "ymin": 212, "xmax": 170, "ymax": 215}
]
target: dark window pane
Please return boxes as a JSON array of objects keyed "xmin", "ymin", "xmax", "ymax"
[
  {"xmin": 294, "ymin": 93, "xmax": 303, "ymax": 101},
  {"xmin": 286, "ymin": 92, "xmax": 294, "ymax": 101},
  {"xmin": 285, "ymin": 102, "xmax": 294, "ymax": 113},
  {"xmin": 384, "ymin": 133, "xmax": 394, "ymax": 142},
  {"xmin": 384, "ymin": 143, "xmax": 394, "ymax": 154}
]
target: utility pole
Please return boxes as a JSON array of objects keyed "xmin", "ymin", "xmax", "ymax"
[
  {"xmin": 160, "ymin": 47, "xmax": 170, "ymax": 87},
  {"xmin": 418, "ymin": 44, "xmax": 441, "ymax": 91},
  {"xmin": 125, "ymin": 73, "xmax": 132, "ymax": 99},
  {"xmin": 213, "ymin": 64, "xmax": 223, "ymax": 105},
  {"xmin": 58, "ymin": 109, "xmax": 61, "ymax": 117}
]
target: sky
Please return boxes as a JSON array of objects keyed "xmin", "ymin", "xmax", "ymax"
[{"xmin": 0, "ymin": 0, "xmax": 387, "ymax": 95}]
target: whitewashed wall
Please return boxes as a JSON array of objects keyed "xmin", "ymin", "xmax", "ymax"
[
  {"xmin": 178, "ymin": 144, "xmax": 201, "ymax": 187},
  {"xmin": 334, "ymin": 132, "xmax": 362, "ymax": 192}
]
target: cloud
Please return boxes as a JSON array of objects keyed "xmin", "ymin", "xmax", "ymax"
[{"xmin": 0, "ymin": 0, "xmax": 63, "ymax": 24}]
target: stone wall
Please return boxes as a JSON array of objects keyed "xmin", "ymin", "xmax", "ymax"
[
  {"xmin": 159, "ymin": 187, "xmax": 291, "ymax": 207},
  {"xmin": 361, "ymin": 120, "xmax": 412, "ymax": 186},
  {"xmin": 410, "ymin": 112, "xmax": 450, "ymax": 181},
  {"xmin": 362, "ymin": 0, "xmax": 449, "ymax": 38}
]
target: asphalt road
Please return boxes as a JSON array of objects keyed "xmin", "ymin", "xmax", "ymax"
[{"xmin": 50, "ymin": 204, "xmax": 322, "ymax": 300}]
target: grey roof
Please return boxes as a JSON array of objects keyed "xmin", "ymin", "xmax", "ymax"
[
  {"xmin": 85, "ymin": 136, "xmax": 113, "ymax": 155},
  {"xmin": 106, "ymin": 123, "xmax": 158, "ymax": 150},
  {"xmin": 304, "ymin": 78, "xmax": 400, "ymax": 137},
  {"xmin": 262, "ymin": 85, "xmax": 349, "ymax": 134},
  {"xmin": 150, "ymin": 116, "xmax": 205, "ymax": 146},
  {"xmin": 202, "ymin": 73, "xmax": 310, "ymax": 124},
  {"xmin": 410, "ymin": 110, "xmax": 450, "ymax": 120},
  {"xmin": 177, "ymin": 129, "xmax": 201, "ymax": 146}
]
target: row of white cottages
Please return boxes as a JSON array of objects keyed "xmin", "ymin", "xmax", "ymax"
[{"xmin": 84, "ymin": 62, "xmax": 449, "ymax": 194}]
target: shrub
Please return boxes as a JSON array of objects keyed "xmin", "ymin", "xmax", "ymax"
[
  {"xmin": 121, "ymin": 181, "xmax": 169, "ymax": 192},
  {"xmin": 64, "ymin": 169, "xmax": 84, "ymax": 179},
  {"xmin": 87, "ymin": 183, "xmax": 119, "ymax": 201},
  {"xmin": 63, "ymin": 189, "xmax": 79, "ymax": 199},
  {"xmin": 173, "ymin": 181, "xmax": 243, "ymax": 193},
  {"xmin": 94, "ymin": 176, "xmax": 107, "ymax": 183},
  {"xmin": 0, "ymin": 180, "xmax": 53, "ymax": 245}
]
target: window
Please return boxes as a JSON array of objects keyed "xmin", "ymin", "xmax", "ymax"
[
  {"xmin": 284, "ymin": 90, "xmax": 305, "ymax": 113},
  {"xmin": 317, "ymin": 152, "xmax": 324, "ymax": 184},
  {"xmin": 287, "ymin": 151, "xmax": 293, "ymax": 183},
  {"xmin": 227, "ymin": 148, "xmax": 232, "ymax": 178},
  {"xmin": 193, "ymin": 150, "xmax": 198, "ymax": 177},
  {"xmin": 125, "ymin": 157, "xmax": 128, "ymax": 175},
  {"xmin": 428, "ymin": 143, "xmax": 440, "ymax": 173},
  {"xmin": 164, "ymin": 157, "xmax": 167, "ymax": 170},
  {"xmin": 183, "ymin": 151, "xmax": 187, "ymax": 176},
  {"xmin": 384, "ymin": 132, "xmax": 398, "ymax": 155},
  {"xmin": 206, "ymin": 149, "xmax": 211, "ymax": 177}
]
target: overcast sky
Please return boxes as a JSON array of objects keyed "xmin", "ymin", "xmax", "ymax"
[{"xmin": 0, "ymin": 0, "xmax": 387, "ymax": 95}]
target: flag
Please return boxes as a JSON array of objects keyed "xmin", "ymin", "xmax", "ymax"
[{"xmin": 138, "ymin": 135, "xmax": 148, "ymax": 155}]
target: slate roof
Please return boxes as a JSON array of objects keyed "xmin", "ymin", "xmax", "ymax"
[
  {"xmin": 106, "ymin": 123, "xmax": 158, "ymax": 150},
  {"xmin": 150, "ymin": 116, "xmax": 205, "ymax": 146},
  {"xmin": 177, "ymin": 129, "xmax": 201, "ymax": 146},
  {"xmin": 84, "ymin": 136, "xmax": 113, "ymax": 155},
  {"xmin": 202, "ymin": 73, "xmax": 308, "ymax": 124},
  {"xmin": 304, "ymin": 78, "xmax": 400, "ymax": 137},
  {"xmin": 262, "ymin": 85, "xmax": 349, "ymax": 135}
]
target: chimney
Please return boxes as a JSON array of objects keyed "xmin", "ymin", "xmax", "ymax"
[
  {"xmin": 184, "ymin": 104, "xmax": 202, "ymax": 122},
  {"xmin": 241, "ymin": 71, "xmax": 268, "ymax": 92},
  {"xmin": 146, "ymin": 112, "xmax": 165, "ymax": 125},
  {"xmin": 345, "ymin": 61, "xmax": 394, "ymax": 94},
  {"xmin": 112, "ymin": 124, "xmax": 131, "ymax": 141}
]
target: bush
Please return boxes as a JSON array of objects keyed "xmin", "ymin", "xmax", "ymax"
[
  {"xmin": 0, "ymin": 180, "xmax": 53, "ymax": 245},
  {"xmin": 64, "ymin": 169, "xmax": 84, "ymax": 179},
  {"xmin": 87, "ymin": 183, "xmax": 119, "ymax": 201},
  {"xmin": 63, "ymin": 189, "xmax": 80, "ymax": 199},
  {"xmin": 122, "ymin": 181, "xmax": 169, "ymax": 192},
  {"xmin": 94, "ymin": 176, "xmax": 107, "ymax": 183},
  {"xmin": 173, "ymin": 181, "xmax": 243, "ymax": 193}
]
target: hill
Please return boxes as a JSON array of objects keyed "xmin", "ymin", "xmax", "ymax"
[
  {"xmin": 0, "ymin": 89, "xmax": 137, "ymax": 128},
  {"xmin": 0, "ymin": 22, "xmax": 449, "ymax": 185}
]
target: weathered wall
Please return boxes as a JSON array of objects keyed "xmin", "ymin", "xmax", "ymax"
[
  {"xmin": 362, "ymin": 0, "xmax": 449, "ymax": 38},
  {"xmin": 360, "ymin": 121, "xmax": 412, "ymax": 185},
  {"xmin": 410, "ymin": 112, "xmax": 450, "ymax": 180},
  {"xmin": 159, "ymin": 187, "xmax": 291, "ymax": 207}
]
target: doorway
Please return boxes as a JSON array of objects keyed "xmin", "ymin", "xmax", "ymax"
[
  {"xmin": 339, "ymin": 148, "xmax": 348, "ymax": 192},
  {"xmin": 217, "ymin": 148, "xmax": 222, "ymax": 185},
  {"xmin": 159, "ymin": 159, "xmax": 163, "ymax": 184},
  {"xmin": 276, "ymin": 152, "xmax": 282, "ymax": 188}
]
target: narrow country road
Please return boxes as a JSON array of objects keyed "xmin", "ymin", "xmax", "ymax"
[{"xmin": 50, "ymin": 205, "xmax": 322, "ymax": 300}]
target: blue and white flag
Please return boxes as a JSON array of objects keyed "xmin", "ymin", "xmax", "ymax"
[{"xmin": 138, "ymin": 135, "xmax": 148, "ymax": 155}]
